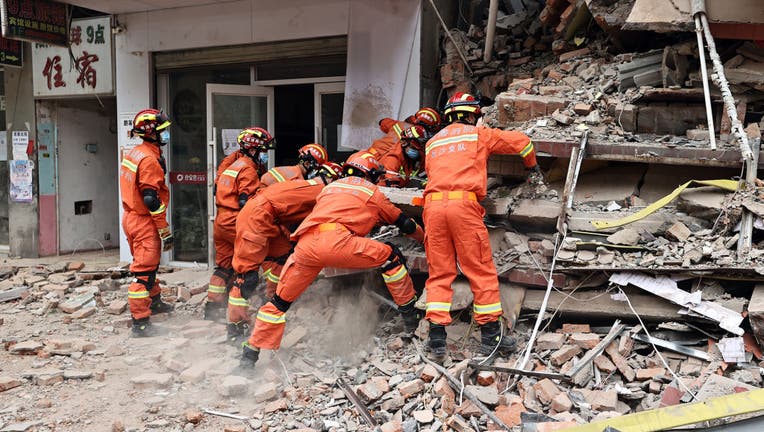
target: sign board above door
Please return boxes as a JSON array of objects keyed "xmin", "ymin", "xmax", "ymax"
[{"xmin": 32, "ymin": 16, "xmax": 113, "ymax": 97}]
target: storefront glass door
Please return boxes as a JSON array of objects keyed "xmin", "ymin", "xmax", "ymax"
[{"xmin": 205, "ymin": 84, "xmax": 274, "ymax": 264}]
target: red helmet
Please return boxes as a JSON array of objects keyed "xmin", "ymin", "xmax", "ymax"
[
  {"xmin": 131, "ymin": 109, "xmax": 170, "ymax": 138},
  {"xmin": 406, "ymin": 107, "xmax": 441, "ymax": 132},
  {"xmin": 237, "ymin": 127, "xmax": 275, "ymax": 152},
  {"xmin": 317, "ymin": 162, "xmax": 343, "ymax": 181},
  {"xmin": 343, "ymin": 152, "xmax": 384, "ymax": 183},
  {"xmin": 443, "ymin": 92, "xmax": 481, "ymax": 123},
  {"xmin": 401, "ymin": 125, "xmax": 429, "ymax": 150},
  {"xmin": 298, "ymin": 143, "xmax": 328, "ymax": 167}
]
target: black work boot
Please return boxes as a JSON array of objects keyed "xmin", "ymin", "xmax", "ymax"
[
  {"xmin": 398, "ymin": 300, "xmax": 422, "ymax": 335},
  {"xmin": 203, "ymin": 301, "xmax": 226, "ymax": 321},
  {"xmin": 227, "ymin": 321, "xmax": 250, "ymax": 345},
  {"xmin": 480, "ymin": 320, "xmax": 516, "ymax": 356},
  {"xmin": 426, "ymin": 322, "xmax": 447, "ymax": 362},
  {"xmin": 150, "ymin": 295, "xmax": 174, "ymax": 314},
  {"xmin": 238, "ymin": 342, "xmax": 260, "ymax": 370},
  {"xmin": 131, "ymin": 317, "xmax": 158, "ymax": 337}
]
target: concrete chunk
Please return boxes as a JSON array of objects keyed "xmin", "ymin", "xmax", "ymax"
[
  {"xmin": 130, "ymin": 373, "xmax": 173, "ymax": 389},
  {"xmin": 219, "ymin": 375, "xmax": 249, "ymax": 397}
]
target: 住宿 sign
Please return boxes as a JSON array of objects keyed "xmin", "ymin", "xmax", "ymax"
[
  {"xmin": 0, "ymin": 0, "xmax": 68, "ymax": 46},
  {"xmin": 32, "ymin": 16, "xmax": 112, "ymax": 97}
]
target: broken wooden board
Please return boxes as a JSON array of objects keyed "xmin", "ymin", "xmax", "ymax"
[{"xmin": 609, "ymin": 272, "xmax": 744, "ymax": 335}]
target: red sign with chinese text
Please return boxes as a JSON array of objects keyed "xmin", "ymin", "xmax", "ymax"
[
  {"xmin": 1, "ymin": 0, "xmax": 68, "ymax": 46},
  {"xmin": 169, "ymin": 171, "xmax": 207, "ymax": 185}
]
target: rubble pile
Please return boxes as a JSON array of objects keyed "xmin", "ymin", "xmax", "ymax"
[{"xmin": 442, "ymin": 1, "xmax": 764, "ymax": 146}]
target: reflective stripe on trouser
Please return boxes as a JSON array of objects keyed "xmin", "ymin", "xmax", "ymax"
[
  {"xmin": 227, "ymin": 286, "xmax": 250, "ymax": 324},
  {"xmin": 123, "ymin": 211, "xmax": 162, "ymax": 320},
  {"xmin": 261, "ymin": 262, "xmax": 282, "ymax": 300},
  {"xmin": 381, "ymin": 262, "xmax": 416, "ymax": 305},
  {"xmin": 423, "ymin": 198, "xmax": 503, "ymax": 325},
  {"xmin": 207, "ymin": 269, "xmax": 232, "ymax": 303},
  {"xmin": 213, "ymin": 210, "xmax": 237, "ymax": 268},
  {"xmin": 248, "ymin": 229, "xmax": 416, "ymax": 350}
]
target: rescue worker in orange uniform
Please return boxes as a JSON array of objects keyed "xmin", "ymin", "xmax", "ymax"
[
  {"xmin": 260, "ymin": 143, "xmax": 328, "ymax": 186},
  {"xmin": 204, "ymin": 150, "xmax": 245, "ymax": 320},
  {"xmin": 375, "ymin": 125, "xmax": 431, "ymax": 187},
  {"xmin": 378, "ymin": 107, "xmax": 442, "ymax": 137},
  {"xmin": 422, "ymin": 92, "xmax": 542, "ymax": 360},
  {"xmin": 119, "ymin": 109, "xmax": 175, "ymax": 337},
  {"xmin": 204, "ymin": 127, "xmax": 275, "ymax": 321},
  {"xmin": 239, "ymin": 153, "xmax": 426, "ymax": 369},
  {"xmin": 226, "ymin": 162, "xmax": 344, "ymax": 343}
]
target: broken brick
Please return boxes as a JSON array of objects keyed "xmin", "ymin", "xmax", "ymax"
[
  {"xmin": 537, "ymin": 332, "xmax": 566, "ymax": 351},
  {"xmin": 550, "ymin": 345, "xmax": 581, "ymax": 366},
  {"xmin": 665, "ymin": 222, "xmax": 692, "ymax": 242},
  {"xmin": 477, "ymin": 371, "xmax": 496, "ymax": 386},
  {"xmin": 561, "ymin": 324, "xmax": 590, "ymax": 333},
  {"xmin": 593, "ymin": 355, "xmax": 617, "ymax": 374},
  {"xmin": 569, "ymin": 333, "xmax": 600, "ymax": 350},
  {"xmin": 0, "ymin": 376, "xmax": 23, "ymax": 392},
  {"xmin": 264, "ymin": 398, "xmax": 288, "ymax": 413},
  {"xmin": 636, "ymin": 368, "xmax": 666, "ymax": 381},
  {"xmin": 434, "ymin": 376, "xmax": 455, "ymax": 399},
  {"xmin": 420, "ymin": 364, "xmax": 439, "ymax": 383},
  {"xmin": 584, "ymin": 390, "xmax": 618, "ymax": 411},
  {"xmin": 573, "ymin": 103, "xmax": 593, "ymax": 115},
  {"xmin": 551, "ymin": 392, "xmax": 573, "ymax": 413},
  {"xmin": 605, "ymin": 342, "xmax": 635, "ymax": 382},
  {"xmin": 559, "ymin": 47, "xmax": 591, "ymax": 62},
  {"xmin": 398, "ymin": 379, "xmax": 425, "ymax": 398},
  {"xmin": 494, "ymin": 403, "xmax": 526, "ymax": 428},
  {"xmin": 533, "ymin": 378, "xmax": 562, "ymax": 405}
]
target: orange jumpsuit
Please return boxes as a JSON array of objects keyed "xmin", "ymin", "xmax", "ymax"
[
  {"xmin": 119, "ymin": 142, "xmax": 170, "ymax": 320},
  {"xmin": 208, "ymin": 151, "xmax": 246, "ymax": 303},
  {"xmin": 376, "ymin": 141, "xmax": 422, "ymax": 187},
  {"xmin": 369, "ymin": 119, "xmax": 409, "ymax": 157},
  {"xmin": 213, "ymin": 156, "xmax": 262, "ymax": 313},
  {"xmin": 260, "ymin": 165, "xmax": 304, "ymax": 187},
  {"xmin": 247, "ymin": 176, "xmax": 417, "ymax": 350},
  {"xmin": 423, "ymin": 124, "xmax": 536, "ymax": 326},
  {"xmin": 228, "ymin": 179, "xmax": 326, "ymax": 324}
]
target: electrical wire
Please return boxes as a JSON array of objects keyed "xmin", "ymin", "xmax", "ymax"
[{"xmin": 620, "ymin": 287, "xmax": 699, "ymax": 401}]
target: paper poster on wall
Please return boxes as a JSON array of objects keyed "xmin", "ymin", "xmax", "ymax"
[
  {"xmin": 10, "ymin": 159, "xmax": 33, "ymax": 202},
  {"xmin": 0, "ymin": 132, "xmax": 6, "ymax": 161},
  {"xmin": 221, "ymin": 129, "xmax": 240, "ymax": 156},
  {"xmin": 12, "ymin": 130, "xmax": 28, "ymax": 160},
  {"xmin": 119, "ymin": 112, "xmax": 143, "ymax": 149}
]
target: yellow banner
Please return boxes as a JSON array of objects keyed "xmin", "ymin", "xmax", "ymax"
[{"xmin": 591, "ymin": 179, "xmax": 739, "ymax": 230}]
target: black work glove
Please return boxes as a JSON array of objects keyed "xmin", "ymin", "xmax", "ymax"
[{"xmin": 527, "ymin": 165, "xmax": 544, "ymax": 185}]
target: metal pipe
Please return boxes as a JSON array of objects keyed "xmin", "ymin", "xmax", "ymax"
[
  {"xmin": 696, "ymin": 6, "xmax": 752, "ymax": 161},
  {"xmin": 694, "ymin": 16, "xmax": 717, "ymax": 150},
  {"xmin": 427, "ymin": 0, "xmax": 474, "ymax": 76},
  {"xmin": 483, "ymin": 0, "xmax": 499, "ymax": 63}
]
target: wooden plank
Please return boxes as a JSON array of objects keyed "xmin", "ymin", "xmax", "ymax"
[
  {"xmin": 566, "ymin": 322, "xmax": 626, "ymax": 386},
  {"xmin": 0, "ymin": 287, "xmax": 28, "ymax": 303},
  {"xmin": 521, "ymin": 289, "xmax": 686, "ymax": 322}
]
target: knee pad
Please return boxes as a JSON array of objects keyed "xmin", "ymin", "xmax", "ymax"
[
  {"xmin": 132, "ymin": 268, "xmax": 157, "ymax": 290},
  {"xmin": 271, "ymin": 294, "xmax": 292, "ymax": 313},
  {"xmin": 236, "ymin": 271, "xmax": 259, "ymax": 299},
  {"xmin": 213, "ymin": 267, "xmax": 234, "ymax": 281},
  {"xmin": 380, "ymin": 242, "xmax": 407, "ymax": 272}
]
